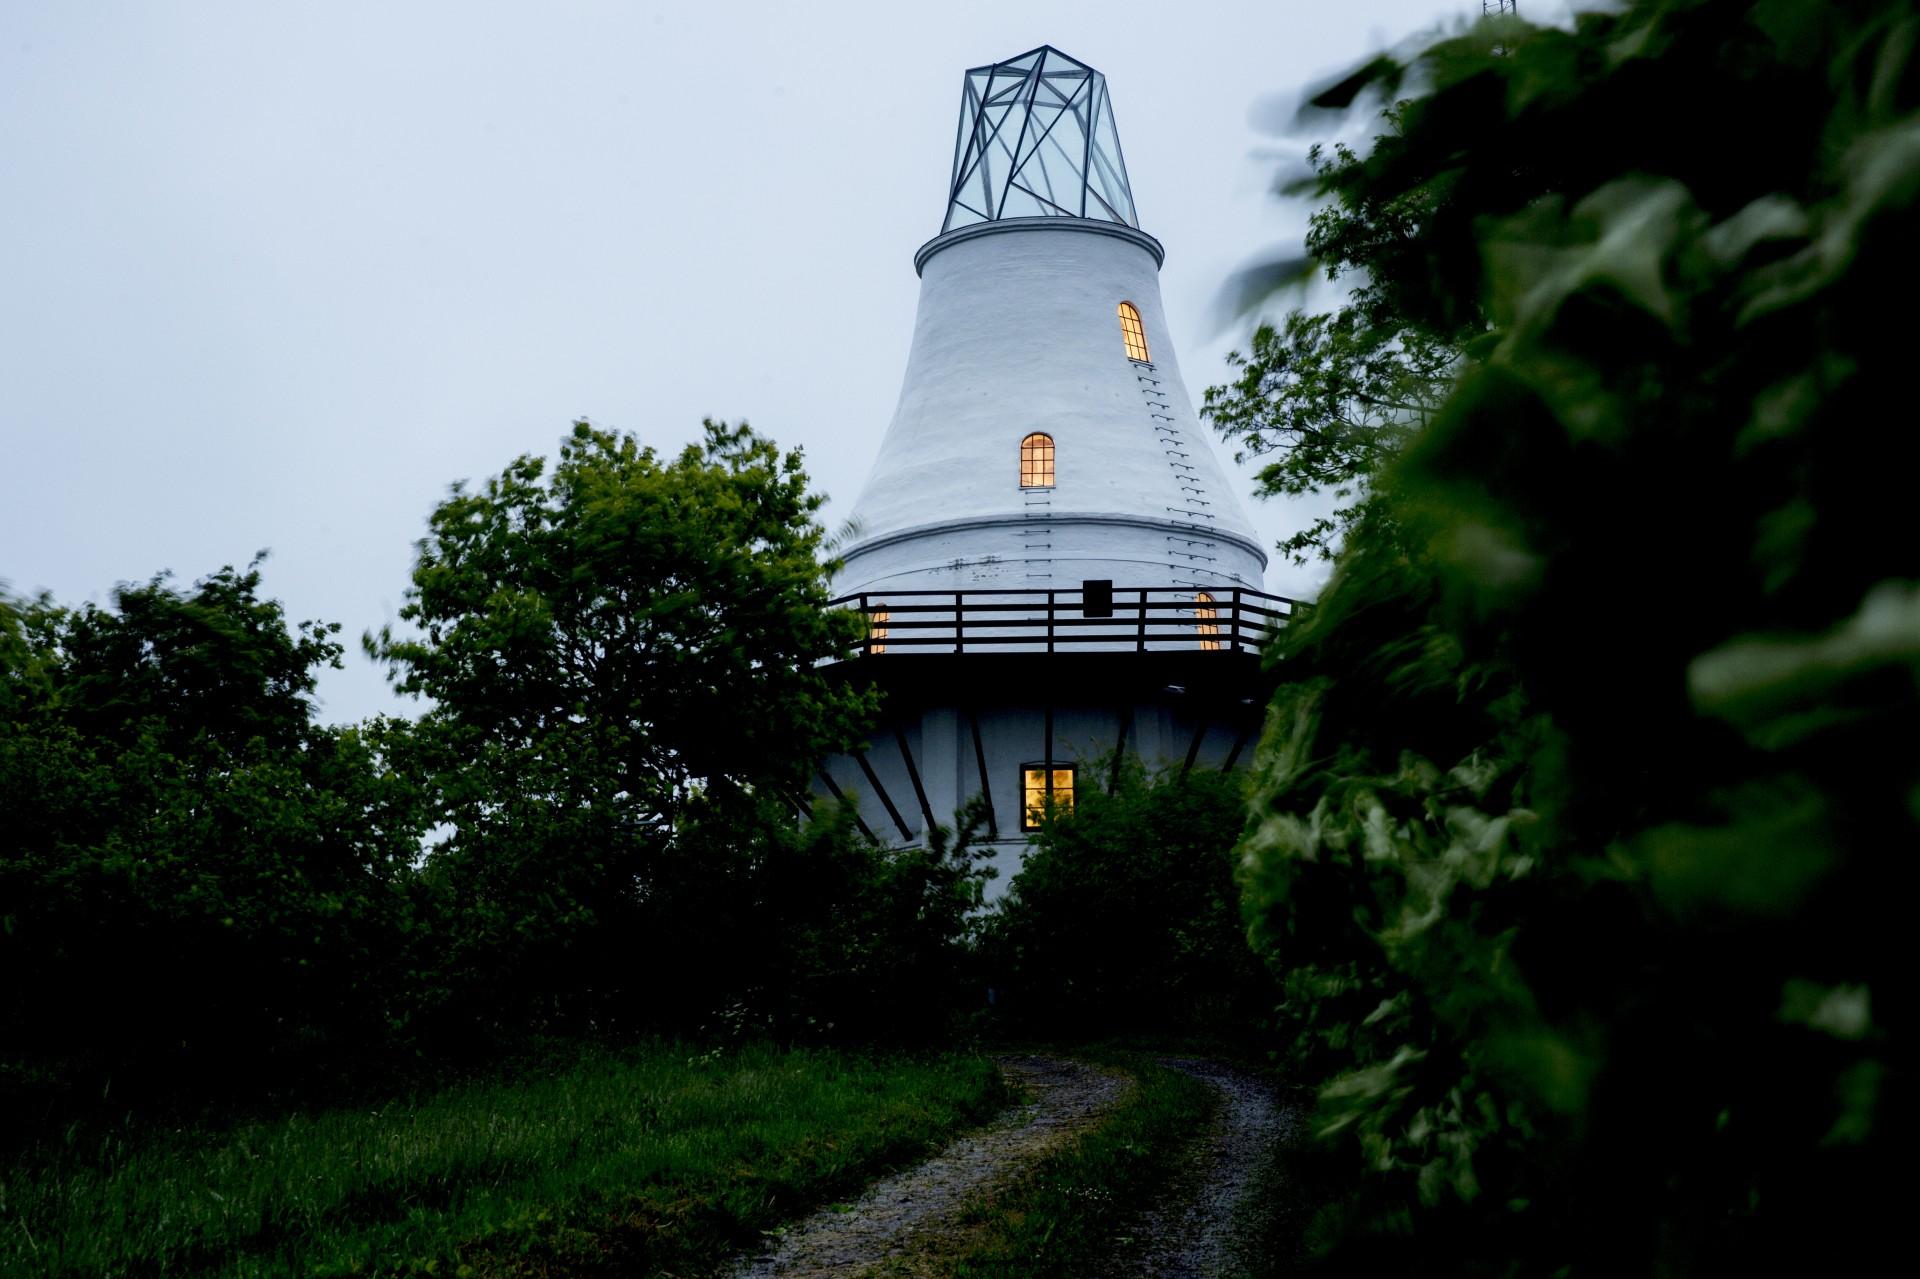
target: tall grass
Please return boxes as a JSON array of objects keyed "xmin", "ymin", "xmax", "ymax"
[{"xmin": 0, "ymin": 1042, "xmax": 1005, "ymax": 1278}]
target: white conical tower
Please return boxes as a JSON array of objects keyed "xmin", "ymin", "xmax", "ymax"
[
  {"xmin": 834, "ymin": 45, "xmax": 1266, "ymax": 599},
  {"xmin": 813, "ymin": 48, "xmax": 1299, "ymax": 893}
]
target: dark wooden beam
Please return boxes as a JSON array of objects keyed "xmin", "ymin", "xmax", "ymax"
[
  {"xmin": 968, "ymin": 705, "xmax": 997, "ymax": 837},
  {"xmin": 1109, "ymin": 703, "xmax": 1132, "ymax": 794},
  {"xmin": 855, "ymin": 749, "xmax": 914, "ymax": 842},
  {"xmin": 815, "ymin": 769, "xmax": 874, "ymax": 842},
  {"xmin": 894, "ymin": 723, "xmax": 936, "ymax": 832},
  {"xmin": 1180, "ymin": 718, "xmax": 1208, "ymax": 778},
  {"xmin": 1222, "ymin": 720, "xmax": 1254, "ymax": 771}
]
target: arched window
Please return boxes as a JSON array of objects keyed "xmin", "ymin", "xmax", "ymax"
[
  {"xmin": 1117, "ymin": 301, "xmax": 1150, "ymax": 362},
  {"xmin": 1020, "ymin": 432, "xmax": 1055, "ymax": 488},
  {"xmin": 1194, "ymin": 591, "xmax": 1221, "ymax": 651},
  {"xmin": 867, "ymin": 606, "xmax": 889, "ymax": 655}
]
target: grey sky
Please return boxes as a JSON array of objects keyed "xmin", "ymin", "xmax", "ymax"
[{"xmin": 3, "ymin": 0, "xmax": 1482, "ymax": 725}]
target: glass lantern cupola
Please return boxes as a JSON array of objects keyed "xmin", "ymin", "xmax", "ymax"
[{"xmin": 942, "ymin": 45, "xmax": 1139, "ymax": 232}]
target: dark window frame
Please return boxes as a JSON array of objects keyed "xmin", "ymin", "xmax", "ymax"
[{"xmin": 1019, "ymin": 761, "xmax": 1077, "ymax": 831}]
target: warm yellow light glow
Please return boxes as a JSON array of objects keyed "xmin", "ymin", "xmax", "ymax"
[
  {"xmin": 1117, "ymin": 301, "xmax": 1150, "ymax": 362},
  {"xmin": 869, "ymin": 607, "xmax": 889, "ymax": 655},
  {"xmin": 1020, "ymin": 432, "xmax": 1055, "ymax": 488},
  {"xmin": 1022, "ymin": 765, "xmax": 1075, "ymax": 830},
  {"xmin": 1195, "ymin": 591, "xmax": 1221, "ymax": 651}
]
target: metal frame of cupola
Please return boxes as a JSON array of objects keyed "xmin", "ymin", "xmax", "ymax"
[
  {"xmin": 943, "ymin": 46, "xmax": 1138, "ymax": 230},
  {"xmin": 812, "ymin": 47, "xmax": 1304, "ymax": 896}
]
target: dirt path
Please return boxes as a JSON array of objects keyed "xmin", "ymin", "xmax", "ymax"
[
  {"xmin": 727, "ymin": 1056, "xmax": 1132, "ymax": 1279},
  {"xmin": 1108, "ymin": 1058, "xmax": 1300, "ymax": 1279}
]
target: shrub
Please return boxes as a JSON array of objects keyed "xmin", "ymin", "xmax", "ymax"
[
  {"xmin": 985, "ymin": 764, "xmax": 1266, "ymax": 1038},
  {"xmin": 1234, "ymin": 1, "xmax": 1917, "ymax": 1271}
]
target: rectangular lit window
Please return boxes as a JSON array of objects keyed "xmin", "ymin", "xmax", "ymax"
[
  {"xmin": 868, "ymin": 607, "xmax": 889, "ymax": 655},
  {"xmin": 1021, "ymin": 764, "xmax": 1076, "ymax": 831}
]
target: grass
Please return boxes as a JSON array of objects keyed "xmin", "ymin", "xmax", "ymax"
[
  {"xmin": 926, "ymin": 1055, "xmax": 1217, "ymax": 1278},
  {"xmin": 0, "ymin": 1040, "xmax": 1007, "ymax": 1278}
]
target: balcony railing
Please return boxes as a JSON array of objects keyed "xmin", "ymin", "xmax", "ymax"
[{"xmin": 832, "ymin": 584, "xmax": 1305, "ymax": 657}]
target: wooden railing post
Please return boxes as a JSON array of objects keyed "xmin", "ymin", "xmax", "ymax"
[
  {"xmin": 861, "ymin": 593, "xmax": 871, "ymax": 656},
  {"xmin": 1229, "ymin": 587, "xmax": 1243, "ymax": 653},
  {"xmin": 1137, "ymin": 589, "xmax": 1148, "ymax": 652},
  {"xmin": 1046, "ymin": 590, "xmax": 1056, "ymax": 653},
  {"xmin": 955, "ymin": 592, "xmax": 964, "ymax": 654}
]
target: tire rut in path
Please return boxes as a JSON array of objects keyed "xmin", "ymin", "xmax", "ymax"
[
  {"xmin": 727, "ymin": 1055, "xmax": 1131, "ymax": 1279},
  {"xmin": 1105, "ymin": 1058, "xmax": 1300, "ymax": 1279}
]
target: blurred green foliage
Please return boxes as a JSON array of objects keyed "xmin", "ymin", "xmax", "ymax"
[{"xmin": 1233, "ymin": 0, "xmax": 1917, "ymax": 1271}]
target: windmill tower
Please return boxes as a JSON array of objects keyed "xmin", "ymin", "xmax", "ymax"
[{"xmin": 812, "ymin": 47, "xmax": 1302, "ymax": 892}]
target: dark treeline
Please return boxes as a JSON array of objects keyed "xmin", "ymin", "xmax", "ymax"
[
  {"xmin": 0, "ymin": 423, "xmax": 995, "ymax": 1137},
  {"xmin": 0, "ymin": 425, "xmax": 1253, "ymax": 1150}
]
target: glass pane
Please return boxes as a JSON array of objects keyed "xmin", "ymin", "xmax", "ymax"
[
  {"xmin": 999, "ymin": 184, "xmax": 1057, "ymax": 219},
  {"xmin": 1195, "ymin": 592, "xmax": 1221, "ymax": 651},
  {"xmin": 941, "ymin": 48, "xmax": 1138, "ymax": 233},
  {"xmin": 1022, "ymin": 765, "xmax": 1076, "ymax": 829},
  {"xmin": 1021, "ymin": 433, "xmax": 1054, "ymax": 487}
]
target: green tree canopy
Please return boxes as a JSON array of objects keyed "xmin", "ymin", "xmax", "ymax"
[
  {"xmin": 372, "ymin": 419, "xmax": 874, "ymax": 825},
  {"xmin": 368, "ymin": 420, "xmax": 879, "ymax": 1032},
  {"xmin": 0, "ymin": 565, "xmax": 425, "ymax": 1115}
]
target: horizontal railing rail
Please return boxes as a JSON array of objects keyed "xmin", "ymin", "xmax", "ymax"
[{"xmin": 831, "ymin": 584, "xmax": 1307, "ymax": 657}]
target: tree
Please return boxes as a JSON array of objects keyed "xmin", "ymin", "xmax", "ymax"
[
  {"xmin": 0, "ymin": 564, "xmax": 426, "ymax": 1117},
  {"xmin": 1202, "ymin": 300, "xmax": 1454, "ymax": 563},
  {"xmin": 368, "ymin": 419, "xmax": 878, "ymax": 1029},
  {"xmin": 1233, "ymin": 1, "xmax": 1918, "ymax": 1272},
  {"xmin": 1201, "ymin": 108, "xmax": 1498, "ymax": 565}
]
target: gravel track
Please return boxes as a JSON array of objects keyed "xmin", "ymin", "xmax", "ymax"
[
  {"xmin": 726, "ymin": 1056, "xmax": 1131, "ymax": 1279},
  {"xmin": 1107, "ymin": 1057, "xmax": 1300, "ymax": 1279}
]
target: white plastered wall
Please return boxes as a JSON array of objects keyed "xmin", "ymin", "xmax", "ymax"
[{"xmin": 833, "ymin": 218, "xmax": 1267, "ymax": 599}]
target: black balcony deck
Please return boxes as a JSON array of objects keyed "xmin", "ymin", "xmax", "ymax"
[{"xmin": 831, "ymin": 583, "xmax": 1306, "ymax": 657}]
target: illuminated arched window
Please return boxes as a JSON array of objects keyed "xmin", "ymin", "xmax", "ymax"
[
  {"xmin": 1194, "ymin": 591, "xmax": 1222, "ymax": 651},
  {"xmin": 1020, "ymin": 432, "xmax": 1055, "ymax": 488},
  {"xmin": 1117, "ymin": 301, "xmax": 1150, "ymax": 362},
  {"xmin": 868, "ymin": 606, "xmax": 890, "ymax": 655}
]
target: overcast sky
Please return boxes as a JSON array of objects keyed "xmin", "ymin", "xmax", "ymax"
[{"xmin": 3, "ymin": 0, "xmax": 1505, "ymax": 725}]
